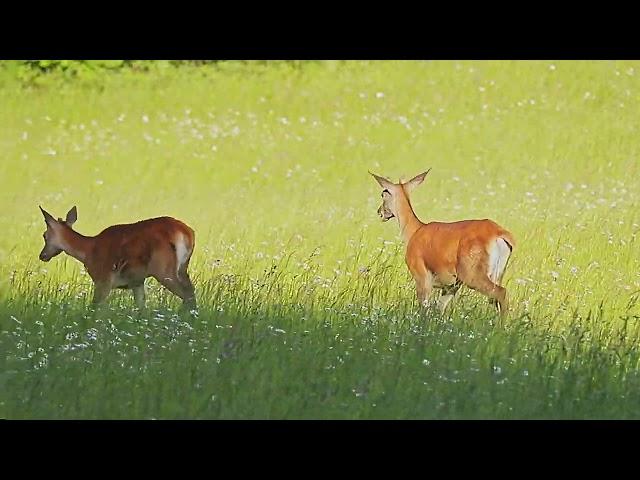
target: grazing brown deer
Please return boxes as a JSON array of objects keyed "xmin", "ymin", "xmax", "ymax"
[
  {"xmin": 38, "ymin": 206, "xmax": 196, "ymax": 310},
  {"xmin": 369, "ymin": 170, "xmax": 515, "ymax": 315}
]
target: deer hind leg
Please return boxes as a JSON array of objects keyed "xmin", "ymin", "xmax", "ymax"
[
  {"xmin": 178, "ymin": 272, "xmax": 196, "ymax": 310},
  {"xmin": 467, "ymin": 274, "xmax": 508, "ymax": 316},
  {"xmin": 477, "ymin": 278, "xmax": 508, "ymax": 315},
  {"xmin": 177, "ymin": 254, "xmax": 196, "ymax": 310},
  {"xmin": 153, "ymin": 262, "xmax": 196, "ymax": 311},
  {"xmin": 175, "ymin": 271, "xmax": 196, "ymax": 310},
  {"xmin": 174, "ymin": 233, "xmax": 197, "ymax": 310},
  {"xmin": 457, "ymin": 250, "xmax": 508, "ymax": 316},
  {"xmin": 154, "ymin": 273, "xmax": 194, "ymax": 308}
]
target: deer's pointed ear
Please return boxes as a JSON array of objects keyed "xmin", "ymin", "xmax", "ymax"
[
  {"xmin": 39, "ymin": 206, "xmax": 56, "ymax": 227},
  {"xmin": 369, "ymin": 171, "xmax": 394, "ymax": 190},
  {"xmin": 65, "ymin": 206, "xmax": 77, "ymax": 226},
  {"xmin": 405, "ymin": 169, "xmax": 431, "ymax": 193}
]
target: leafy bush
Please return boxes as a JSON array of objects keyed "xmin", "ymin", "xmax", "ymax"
[{"xmin": 0, "ymin": 60, "xmax": 315, "ymax": 88}]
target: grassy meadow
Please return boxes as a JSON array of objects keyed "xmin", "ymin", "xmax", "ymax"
[{"xmin": 1, "ymin": 60, "xmax": 639, "ymax": 419}]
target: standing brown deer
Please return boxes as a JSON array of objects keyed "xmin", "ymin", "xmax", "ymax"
[
  {"xmin": 38, "ymin": 206, "xmax": 196, "ymax": 310},
  {"xmin": 369, "ymin": 169, "xmax": 515, "ymax": 315}
]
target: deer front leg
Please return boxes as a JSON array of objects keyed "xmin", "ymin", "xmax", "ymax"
[
  {"xmin": 132, "ymin": 284, "xmax": 146, "ymax": 309},
  {"xmin": 414, "ymin": 270, "xmax": 434, "ymax": 308},
  {"xmin": 437, "ymin": 281, "xmax": 462, "ymax": 314}
]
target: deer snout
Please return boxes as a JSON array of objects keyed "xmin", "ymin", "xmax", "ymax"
[{"xmin": 39, "ymin": 251, "xmax": 50, "ymax": 262}]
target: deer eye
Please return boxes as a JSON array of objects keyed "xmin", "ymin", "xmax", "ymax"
[{"xmin": 382, "ymin": 189, "xmax": 390, "ymax": 197}]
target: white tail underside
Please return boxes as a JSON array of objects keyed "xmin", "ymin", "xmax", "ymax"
[
  {"xmin": 488, "ymin": 237, "xmax": 511, "ymax": 284},
  {"xmin": 174, "ymin": 232, "xmax": 190, "ymax": 276}
]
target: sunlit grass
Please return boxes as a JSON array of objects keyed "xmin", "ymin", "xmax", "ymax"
[{"xmin": 1, "ymin": 60, "xmax": 640, "ymax": 418}]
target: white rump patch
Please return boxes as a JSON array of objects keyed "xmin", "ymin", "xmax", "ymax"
[
  {"xmin": 488, "ymin": 237, "xmax": 511, "ymax": 284},
  {"xmin": 174, "ymin": 232, "xmax": 190, "ymax": 276}
]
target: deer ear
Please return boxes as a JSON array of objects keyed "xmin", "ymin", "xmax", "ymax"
[
  {"xmin": 39, "ymin": 206, "xmax": 56, "ymax": 227},
  {"xmin": 405, "ymin": 169, "xmax": 431, "ymax": 192},
  {"xmin": 369, "ymin": 171, "xmax": 394, "ymax": 190},
  {"xmin": 65, "ymin": 206, "xmax": 77, "ymax": 226}
]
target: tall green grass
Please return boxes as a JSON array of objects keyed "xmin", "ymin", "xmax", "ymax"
[{"xmin": 1, "ymin": 61, "xmax": 639, "ymax": 418}]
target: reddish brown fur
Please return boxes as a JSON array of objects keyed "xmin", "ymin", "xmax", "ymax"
[
  {"xmin": 370, "ymin": 171, "xmax": 515, "ymax": 315},
  {"xmin": 39, "ymin": 207, "xmax": 196, "ymax": 310}
]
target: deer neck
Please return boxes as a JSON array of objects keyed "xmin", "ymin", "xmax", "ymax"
[
  {"xmin": 58, "ymin": 227, "xmax": 94, "ymax": 265},
  {"xmin": 396, "ymin": 187, "xmax": 423, "ymax": 245}
]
